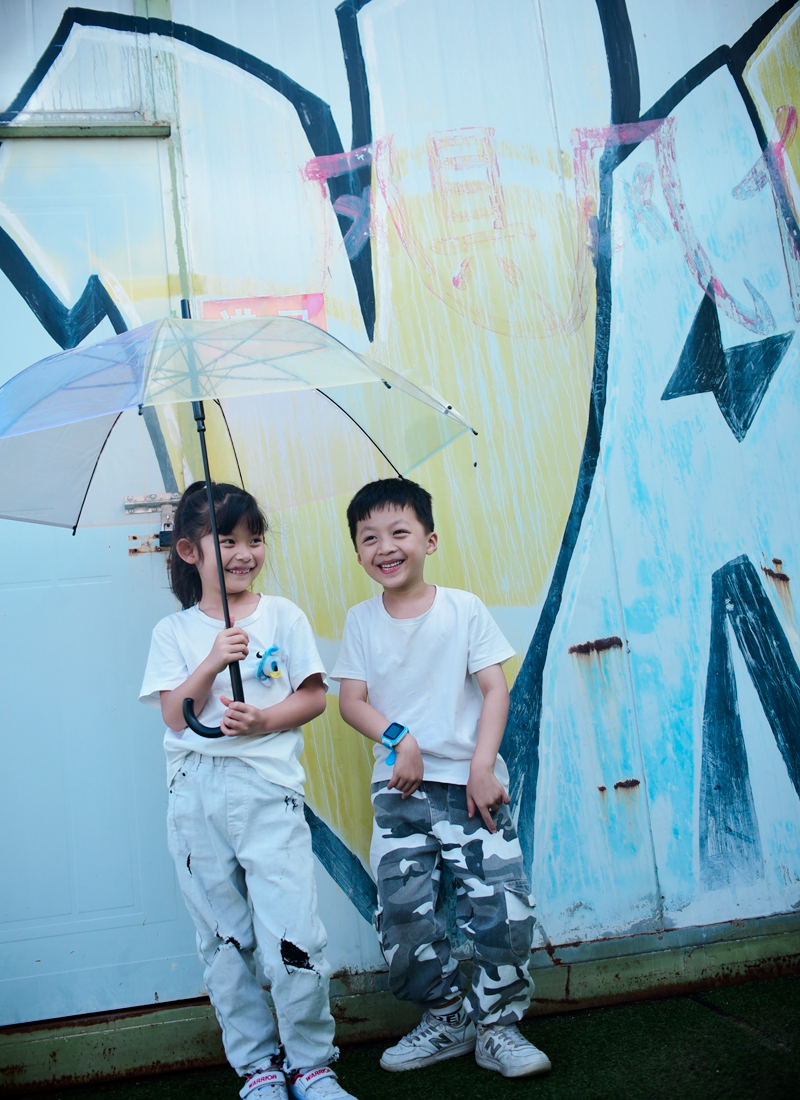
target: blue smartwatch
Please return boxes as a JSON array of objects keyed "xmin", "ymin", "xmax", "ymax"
[{"xmin": 381, "ymin": 722, "xmax": 409, "ymax": 765}]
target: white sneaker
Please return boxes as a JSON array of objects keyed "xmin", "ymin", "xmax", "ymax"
[
  {"xmin": 475, "ymin": 1023, "xmax": 552, "ymax": 1078},
  {"xmin": 379, "ymin": 1009, "xmax": 477, "ymax": 1072},
  {"xmin": 288, "ymin": 1066, "xmax": 356, "ymax": 1099},
  {"xmin": 240, "ymin": 1068, "xmax": 288, "ymax": 1099}
]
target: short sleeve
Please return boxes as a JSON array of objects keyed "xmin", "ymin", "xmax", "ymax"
[
  {"xmin": 139, "ymin": 619, "xmax": 189, "ymax": 708},
  {"xmin": 330, "ymin": 608, "xmax": 367, "ymax": 682},
  {"xmin": 466, "ymin": 596, "xmax": 516, "ymax": 675},
  {"xmin": 283, "ymin": 607, "xmax": 329, "ymax": 692}
]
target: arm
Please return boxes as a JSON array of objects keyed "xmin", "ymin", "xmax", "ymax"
[
  {"xmin": 159, "ymin": 624, "xmax": 250, "ymax": 731},
  {"xmin": 467, "ymin": 663, "xmax": 511, "ymax": 833},
  {"xmin": 338, "ymin": 678, "xmax": 424, "ymax": 798},
  {"xmin": 219, "ymin": 673, "xmax": 327, "ymax": 736}
]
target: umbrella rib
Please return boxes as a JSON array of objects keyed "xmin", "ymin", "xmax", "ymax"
[
  {"xmin": 316, "ymin": 389, "xmax": 401, "ymax": 478},
  {"xmin": 214, "ymin": 400, "xmax": 245, "ymax": 489},
  {"xmin": 71, "ymin": 412, "xmax": 123, "ymax": 534}
]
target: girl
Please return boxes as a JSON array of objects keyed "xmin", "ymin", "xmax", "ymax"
[{"xmin": 140, "ymin": 482, "xmax": 356, "ymax": 1100}]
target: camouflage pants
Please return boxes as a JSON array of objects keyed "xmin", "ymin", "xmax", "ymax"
[{"xmin": 370, "ymin": 781, "xmax": 535, "ymax": 1025}]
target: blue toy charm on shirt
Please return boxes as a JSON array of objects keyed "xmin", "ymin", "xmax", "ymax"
[{"xmin": 256, "ymin": 646, "xmax": 286, "ymax": 684}]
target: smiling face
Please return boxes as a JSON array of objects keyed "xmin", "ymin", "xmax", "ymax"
[
  {"xmin": 177, "ymin": 519, "xmax": 265, "ymax": 605},
  {"xmin": 354, "ymin": 504, "xmax": 438, "ymax": 594}
]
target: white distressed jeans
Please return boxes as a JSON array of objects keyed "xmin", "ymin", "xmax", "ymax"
[{"xmin": 167, "ymin": 753, "xmax": 337, "ymax": 1076}]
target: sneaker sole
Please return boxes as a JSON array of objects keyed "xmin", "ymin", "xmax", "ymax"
[
  {"xmin": 380, "ymin": 1037, "xmax": 477, "ymax": 1072},
  {"xmin": 475, "ymin": 1050, "xmax": 552, "ymax": 1078}
]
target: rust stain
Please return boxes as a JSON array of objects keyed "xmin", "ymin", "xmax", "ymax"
[
  {"xmin": 614, "ymin": 778, "xmax": 640, "ymax": 790},
  {"xmin": 597, "ymin": 785, "xmax": 607, "ymax": 793},
  {"xmin": 763, "ymin": 566, "xmax": 790, "ymax": 583},
  {"xmin": 568, "ymin": 635, "xmax": 623, "ymax": 655},
  {"xmin": 543, "ymin": 940, "xmax": 564, "ymax": 966}
]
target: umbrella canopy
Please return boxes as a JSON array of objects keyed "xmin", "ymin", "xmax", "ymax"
[{"xmin": 0, "ymin": 315, "xmax": 474, "ymax": 528}]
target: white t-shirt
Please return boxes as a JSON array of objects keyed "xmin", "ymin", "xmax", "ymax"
[
  {"xmin": 140, "ymin": 594, "xmax": 328, "ymax": 792},
  {"xmin": 331, "ymin": 587, "xmax": 515, "ymax": 786}
]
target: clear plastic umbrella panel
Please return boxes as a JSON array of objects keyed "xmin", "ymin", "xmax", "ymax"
[
  {"xmin": 0, "ymin": 306, "xmax": 475, "ymax": 735},
  {"xmin": 0, "ymin": 311, "xmax": 473, "ymax": 529}
]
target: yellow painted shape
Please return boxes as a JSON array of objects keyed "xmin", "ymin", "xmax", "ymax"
[{"xmin": 744, "ymin": 7, "xmax": 800, "ymax": 218}]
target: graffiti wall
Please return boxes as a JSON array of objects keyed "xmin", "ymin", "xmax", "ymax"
[{"xmin": 1, "ymin": 0, "xmax": 798, "ymax": 1025}]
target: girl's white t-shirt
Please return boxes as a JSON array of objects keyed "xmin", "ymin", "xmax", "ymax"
[
  {"xmin": 140, "ymin": 594, "xmax": 328, "ymax": 792},
  {"xmin": 331, "ymin": 587, "xmax": 515, "ymax": 786}
]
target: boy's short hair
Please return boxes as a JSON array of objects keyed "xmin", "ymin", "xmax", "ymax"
[{"xmin": 346, "ymin": 478, "xmax": 434, "ymax": 546}]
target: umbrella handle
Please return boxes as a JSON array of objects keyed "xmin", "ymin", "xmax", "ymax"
[
  {"xmin": 182, "ymin": 658, "xmax": 246, "ymax": 738},
  {"xmin": 182, "ymin": 696, "xmax": 223, "ymax": 738}
]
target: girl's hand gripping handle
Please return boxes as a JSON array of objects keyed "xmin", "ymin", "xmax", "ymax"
[{"xmin": 183, "ymin": 624, "xmax": 248, "ymax": 738}]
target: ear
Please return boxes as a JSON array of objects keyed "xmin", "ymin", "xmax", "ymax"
[
  {"xmin": 426, "ymin": 532, "xmax": 438, "ymax": 556},
  {"xmin": 175, "ymin": 537, "xmax": 199, "ymax": 565}
]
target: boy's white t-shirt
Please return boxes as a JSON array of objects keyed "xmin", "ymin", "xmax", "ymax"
[
  {"xmin": 140, "ymin": 594, "xmax": 328, "ymax": 792},
  {"xmin": 331, "ymin": 587, "xmax": 515, "ymax": 786}
]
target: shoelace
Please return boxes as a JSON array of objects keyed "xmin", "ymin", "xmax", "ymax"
[
  {"xmin": 405, "ymin": 1011, "xmax": 463, "ymax": 1046},
  {"xmin": 480, "ymin": 1025, "xmax": 529, "ymax": 1051}
]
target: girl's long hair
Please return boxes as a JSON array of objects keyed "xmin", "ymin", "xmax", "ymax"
[{"xmin": 168, "ymin": 482, "xmax": 267, "ymax": 609}]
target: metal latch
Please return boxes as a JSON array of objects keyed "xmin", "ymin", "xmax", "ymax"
[
  {"xmin": 125, "ymin": 493, "xmax": 181, "ymax": 555},
  {"xmin": 124, "ymin": 493, "xmax": 182, "ymax": 514}
]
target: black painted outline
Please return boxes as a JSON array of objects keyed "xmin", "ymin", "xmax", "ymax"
[
  {"xmin": 1, "ymin": 5, "xmax": 376, "ymax": 338},
  {"xmin": 305, "ymin": 804, "xmax": 377, "ymax": 922},
  {"xmin": 503, "ymin": 0, "xmax": 798, "ymax": 869}
]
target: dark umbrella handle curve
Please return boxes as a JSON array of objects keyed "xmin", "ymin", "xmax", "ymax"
[{"xmin": 183, "ymin": 661, "xmax": 245, "ymax": 737}]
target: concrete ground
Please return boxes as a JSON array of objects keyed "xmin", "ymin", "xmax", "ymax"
[{"xmin": 26, "ymin": 975, "xmax": 800, "ymax": 1100}]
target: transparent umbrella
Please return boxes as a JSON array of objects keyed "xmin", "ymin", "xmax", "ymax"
[{"xmin": 0, "ymin": 303, "xmax": 475, "ymax": 735}]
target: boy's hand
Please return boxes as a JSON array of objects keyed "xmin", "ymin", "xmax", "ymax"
[
  {"xmin": 219, "ymin": 697, "xmax": 265, "ymax": 736},
  {"xmin": 208, "ymin": 625, "xmax": 249, "ymax": 674},
  {"xmin": 387, "ymin": 734, "xmax": 424, "ymax": 798},
  {"xmin": 467, "ymin": 765, "xmax": 510, "ymax": 833}
]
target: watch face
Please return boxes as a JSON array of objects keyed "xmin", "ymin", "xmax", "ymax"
[{"xmin": 384, "ymin": 722, "xmax": 405, "ymax": 740}]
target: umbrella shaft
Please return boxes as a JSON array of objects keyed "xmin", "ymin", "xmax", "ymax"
[{"xmin": 192, "ymin": 396, "xmax": 245, "ymax": 705}]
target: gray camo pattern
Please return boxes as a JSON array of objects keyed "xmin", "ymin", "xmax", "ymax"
[{"xmin": 370, "ymin": 781, "xmax": 535, "ymax": 1025}]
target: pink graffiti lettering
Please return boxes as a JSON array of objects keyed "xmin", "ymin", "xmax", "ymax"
[
  {"xmin": 452, "ymin": 257, "xmax": 471, "ymax": 289},
  {"xmin": 375, "ymin": 127, "xmax": 586, "ymax": 338},
  {"xmin": 303, "ymin": 144, "xmax": 373, "ymax": 182},
  {"xmin": 624, "ymin": 163, "xmax": 668, "ymax": 242},
  {"xmin": 733, "ymin": 105, "xmax": 797, "ymax": 204},
  {"xmin": 654, "ymin": 117, "xmax": 774, "ymax": 333},
  {"xmin": 732, "ymin": 105, "xmax": 800, "ymax": 321},
  {"xmin": 573, "ymin": 118, "xmax": 775, "ymax": 334},
  {"xmin": 333, "ymin": 186, "xmax": 371, "ymax": 260}
]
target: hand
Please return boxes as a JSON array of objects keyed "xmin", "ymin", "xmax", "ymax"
[
  {"xmin": 207, "ymin": 624, "xmax": 249, "ymax": 675},
  {"xmin": 219, "ymin": 696, "xmax": 265, "ymax": 737},
  {"xmin": 467, "ymin": 766, "xmax": 510, "ymax": 832},
  {"xmin": 387, "ymin": 733, "xmax": 424, "ymax": 799}
]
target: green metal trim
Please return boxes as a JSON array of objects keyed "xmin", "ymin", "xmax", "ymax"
[
  {"xmin": 2, "ymin": 913, "xmax": 799, "ymax": 1093},
  {"xmin": 0, "ymin": 123, "xmax": 171, "ymax": 138}
]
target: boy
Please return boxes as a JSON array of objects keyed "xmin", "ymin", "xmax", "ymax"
[{"xmin": 332, "ymin": 479, "xmax": 550, "ymax": 1079}]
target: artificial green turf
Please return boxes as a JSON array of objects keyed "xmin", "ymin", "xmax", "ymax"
[{"xmin": 32, "ymin": 975, "xmax": 800, "ymax": 1100}]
